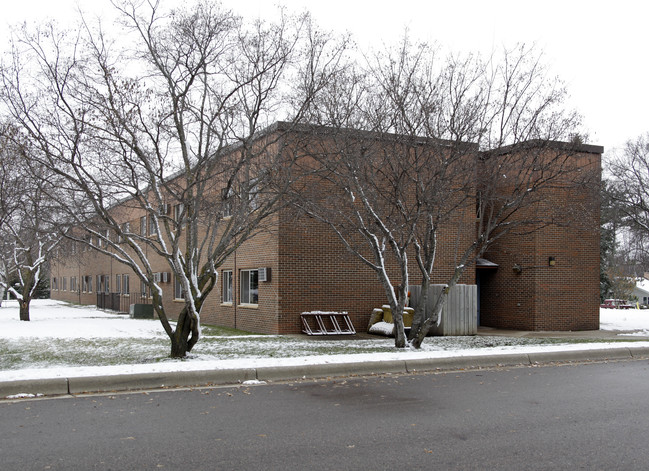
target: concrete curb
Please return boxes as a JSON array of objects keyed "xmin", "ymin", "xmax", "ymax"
[
  {"xmin": 0, "ymin": 378, "xmax": 69, "ymax": 398},
  {"xmin": 527, "ymin": 348, "xmax": 634, "ymax": 364},
  {"xmin": 2, "ymin": 347, "xmax": 649, "ymax": 399},
  {"xmin": 405, "ymin": 353, "xmax": 532, "ymax": 373}
]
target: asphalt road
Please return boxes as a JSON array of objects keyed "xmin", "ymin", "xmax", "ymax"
[{"xmin": 2, "ymin": 359, "xmax": 649, "ymax": 470}]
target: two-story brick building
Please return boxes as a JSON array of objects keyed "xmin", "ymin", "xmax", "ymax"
[{"xmin": 49, "ymin": 123, "xmax": 602, "ymax": 334}]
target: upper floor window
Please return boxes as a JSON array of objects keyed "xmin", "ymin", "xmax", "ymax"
[{"xmin": 174, "ymin": 203, "xmax": 185, "ymax": 226}]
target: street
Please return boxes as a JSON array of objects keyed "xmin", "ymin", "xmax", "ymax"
[{"xmin": 2, "ymin": 359, "xmax": 649, "ymax": 470}]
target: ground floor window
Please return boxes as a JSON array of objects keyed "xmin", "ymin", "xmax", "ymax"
[
  {"xmin": 116, "ymin": 274, "xmax": 121, "ymax": 294},
  {"xmin": 52, "ymin": 277, "xmax": 58, "ymax": 290},
  {"xmin": 70, "ymin": 276, "xmax": 77, "ymax": 292},
  {"xmin": 82, "ymin": 275, "xmax": 92, "ymax": 293},
  {"xmin": 240, "ymin": 269, "xmax": 258, "ymax": 305},
  {"xmin": 122, "ymin": 274, "xmax": 130, "ymax": 295},
  {"xmin": 222, "ymin": 270, "xmax": 233, "ymax": 304},
  {"xmin": 62, "ymin": 277, "xmax": 67, "ymax": 291},
  {"xmin": 174, "ymin": 276, "xmax": 185, "ymax": 300}
]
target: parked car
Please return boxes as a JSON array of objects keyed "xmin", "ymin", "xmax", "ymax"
[{"xmin": 600, "ymin": 299, "xmax": 635, "ymax": 309}]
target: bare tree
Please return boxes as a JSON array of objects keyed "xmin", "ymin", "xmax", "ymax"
[
  {"xmin": 0, "ymin": 127, "xmax": 62, "ymax": 319},
  {"xmin": 0, "ymin": 1, "xmax": 346, "ymax": 356},
  {"xmin": 607, "ymin": 134, "xmax": 649, "ymax": 245},
  {"xmin": 296, "ymin": 39, "xmax": 592, "ymax": 348}
]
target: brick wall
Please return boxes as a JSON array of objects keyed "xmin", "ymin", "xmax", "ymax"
[
  {"xmin": 49, "ymin": 126, "xmax": 602, "ymax": 335},
  {"xmin": 479, "ymin": 148, "xmax": 601, "ymax": 331}
]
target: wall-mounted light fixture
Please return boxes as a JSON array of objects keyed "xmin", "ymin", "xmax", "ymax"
[{"xmin": 548, "ymin": 256, "xmax": 556, "ymax": 267}]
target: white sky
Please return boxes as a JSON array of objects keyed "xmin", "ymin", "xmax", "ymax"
[{"xmin": 2, "ymin": 0, "xmax": 647, "ymax": 156}]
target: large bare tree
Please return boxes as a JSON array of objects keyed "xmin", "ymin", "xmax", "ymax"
[
  {"xmin": 0, "ymin": 126, "xmax": 62, "ymax": 319},
  {"xmin": 296, "ymin": 39, "xmax": 593, "ymax": 348},
  {"xmin": 0, "ymin": 0, "xmax": 346, "ymax": 356},
  {"xmin": 605, "ymin": 133, "xmax": 649, "ymax": 280}
]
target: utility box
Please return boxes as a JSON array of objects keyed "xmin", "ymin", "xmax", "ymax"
[{"xmin": 129, "ymin": 303, "xmax": 154, "ymax": 319}]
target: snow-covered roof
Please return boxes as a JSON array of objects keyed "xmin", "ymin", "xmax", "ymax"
[{"xmin": 634, "ymin": 278, "xmax": 649, "ymax": 295}]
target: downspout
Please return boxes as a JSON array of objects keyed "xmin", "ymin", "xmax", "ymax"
[{"xmin": 234, "ymin": 246, "xmax": 237, "ymax": 330}]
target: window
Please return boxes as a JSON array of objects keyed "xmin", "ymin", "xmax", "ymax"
[
  {"xmin": 174, "ymin": 276, "xmax": 185, "ymax": 300},
  {"xmin": 116, "ymin": 274, "xmax": 122, "ymax": 294},
  {"xmin": 71, "ymin": 241, "xmax": 77, "ymax": 255},
  {"xmin": 247, "ymin": 179, "xmax": 260, "ymax": 212},
  {"xmin": 71, "ymin": 277, "xmax": 77, "ymax": 292},
  {"xmin": 82, "ymin": 275, "xmax": 92, "ymax": 293},
  {"xmin": 140, "ymin": 216, "xmax": 147, "ymax": 236},
  {"xmin": 141, "ymin": 279, "xmax": 148, "ymax": 298},
  {"xmin": 149, "ymin": 215, "xmax": 156, "ymax": 236},
  {"xmin": 104, "ymin": 275, "xmax": 110, "ymax": 294},
  {"xmin": 222, "ymin": 270, "xmax": 233, "ymax": 304},
  {"xmin": 52, "ymin": 277, "xmax": 58, "ymax": 290},
  {"xmin": 122, "ymin": 274, "xmax": 130, "ymax": 295},
  {"xmin": 240, "ymin": 269, "xmax": 258, "ymax": 305},
  {"xmin": 62, "ymin": 277, "xmax": 67, "ymax": 291},
  {"xmin": 118, "ymin": 222, "xmax": 130, "ymax": 243},
  {"xmin": 221, "ymin": 187, "xmax": 233, "ymax": 218},
  {"xmin": 174, "ymin": 203, "xmax": 185, "ymax": 226},
  {"xmin": 98, "ymin": 229, "xmax": 109, "ymax": 248}
]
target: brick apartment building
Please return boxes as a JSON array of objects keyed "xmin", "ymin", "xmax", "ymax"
[{"xmin": 49, "ymin": 123, "xmax": 602, "ymax": 334}]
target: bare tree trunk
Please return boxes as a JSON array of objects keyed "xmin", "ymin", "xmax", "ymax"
[
  {"xmin": 410, "ymin": 287, "xmax": 449, "ymax": 348},
  {"xmin": 169, "ymin": 306, "xmax": 200, "ymax": 358},
  {"xmin": 19, "ymin": 299, "xmax": 30, "ymax": 321},
  {"xmin": 409, "ymin": 277, "xmax": 432, "ymax": 342}
]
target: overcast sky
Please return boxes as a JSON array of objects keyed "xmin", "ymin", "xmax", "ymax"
[{"xmin": 2, "ymin": 0, "xmax": 647, "ymax": 156}]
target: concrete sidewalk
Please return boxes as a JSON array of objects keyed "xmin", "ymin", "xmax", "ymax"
[{"xmin": 3, "ymin": 339, "xmax": 649, "ymax": 399}]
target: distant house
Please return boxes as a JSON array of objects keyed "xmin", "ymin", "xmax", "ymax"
[{"xmin": 631, "ymin": 276, "xmax": 649, "ymax": 306}]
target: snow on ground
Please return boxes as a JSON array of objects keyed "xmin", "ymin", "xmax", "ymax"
[
  {"xmin": 0, "ymin": 299, "xmax": 167, "ymax": 339},
  {"xmin": 600, "ymin": 307, "xmax": 649, "ymax": 335},
  {"xmin": 1, "ymin": 299, "xmax": 649, "ymax": 382}
]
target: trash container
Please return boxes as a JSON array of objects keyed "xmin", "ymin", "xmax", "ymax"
[{"xmin": 129, "ymin": 304, "xmax": 154, "ymax": 319}]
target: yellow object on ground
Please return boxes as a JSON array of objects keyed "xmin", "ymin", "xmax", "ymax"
[{"xmin": 381, "ymin": 305, "xmax": 414, "ymax": 327}]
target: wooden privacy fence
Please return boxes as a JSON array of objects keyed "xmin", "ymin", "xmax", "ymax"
[{"xmin": 409, "ymin": 284, "xmax": 477, "ymax": 336}]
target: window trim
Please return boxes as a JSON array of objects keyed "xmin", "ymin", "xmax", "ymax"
[
  {"xmin": 140, "ymin": 216, "xmax": 147, "ymax": 236},
  {"xmin": 174, "ymin": 275, "xmax": 186, "ymax": 300},
  {"xmin": 222, "ymin": 270, "xmax": 233, "ymax": 304},
  {"xmin": 240, "ymin": 269, "xmax": 259, "ymax": 306},
  {"xmin": 122, "ymin": 274, "xmax": 130, "ymax": 296}
]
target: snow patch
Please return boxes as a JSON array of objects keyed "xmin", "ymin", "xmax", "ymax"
[
  {"xmin": 242, "ymin": 379, "xmax": 267, "ymax": 385},
  {"xmin": 5, "ymin": 393, "xmax": 43, "ymax": 399},
  {"xmin": 368, "ymin": 321, "xmax": 395, "ymax": 336}
]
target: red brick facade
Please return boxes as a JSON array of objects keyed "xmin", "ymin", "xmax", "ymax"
[
  {"xmin": 49, "ymin": 125, "xmax": 602, "ymax": 334},
  {"xmin": 478, "ymin": 147, "xmax": 601, "ymax": 331}
]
